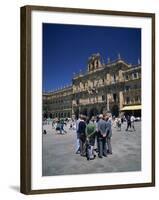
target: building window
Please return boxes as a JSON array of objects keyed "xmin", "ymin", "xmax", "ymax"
[
  {"xmin": 103, "ymin": 79, "xmax": 105, "ymax": 85},
  {"xmin": 135, "ymin": 96, "xmax": 138, "ymax": 101},
  {"xmin": 113, "ymin": 93, "xmax": 117, "ymax": 102},
  {"xmin": 76, "ymin": 99, "xmax": 79, "ymax": 105},
  {"xmin": 125, "ymin": 85, "xmax": 130, "ymax": 91},
  {"xmin": 126, "ymin": 97, "xmax": 130, "ymax": 104},
  {"xmin": 94, "ymin": 80, "xmax": 97, "ymax": 87},
  {"xmin": 102, "ymin": 95, "xmax": 105, "ymax": 101},
  {"xmin": 135, "ymin": 96, "xmax": 140, "ymax": 102},
  {"xmin": 112, "ymin": 74, "xmax": 116, "ymax": 83},
  {"xmin": 125, "ymin": 75, "xmax": 129, "ymax": 80},
  {"xmin": 133, "ymin": 72, "xmax": 138, "ymax": 79},
  {"xmin": 68, "ymin": 112, "xmax": 70, "ymax": 118}
]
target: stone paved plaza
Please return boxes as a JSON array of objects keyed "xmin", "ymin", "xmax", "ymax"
[{"xmin": 42, "ymin": 121, "xmax": 141, "ymax": 176}]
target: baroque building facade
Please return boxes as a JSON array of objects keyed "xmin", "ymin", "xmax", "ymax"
[
  {"xmin": 43, "ymin": 53, "xmax": 141, "ymax": 119},
  {"xmin": 43, "ymin": 86, "xmax": 72, "ymax": 119}
]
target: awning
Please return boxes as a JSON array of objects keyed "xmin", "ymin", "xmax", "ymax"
[{"xmin": 120, "ymin": 105, "xmax": 141, "ymax": 111}]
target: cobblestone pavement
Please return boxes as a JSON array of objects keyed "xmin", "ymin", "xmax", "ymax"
[{"xmin": 42, "ymin": 121, "xmax": 141, "ymax": 176}]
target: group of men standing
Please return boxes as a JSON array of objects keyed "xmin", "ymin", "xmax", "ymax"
[{"xmin": 76, "ymin": 114, "xmax": 112, "ymax": 160}]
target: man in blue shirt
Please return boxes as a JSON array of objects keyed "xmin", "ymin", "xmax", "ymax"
[{"xmin": 97, "ymin": 114, "xmax": 107, "ymax": 158}]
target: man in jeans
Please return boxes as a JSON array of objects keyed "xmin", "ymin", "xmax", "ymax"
[
  {"xmin": 97, "ymin": 114, "xmax": 107, "ymax": 158},
  {"xmin": 78, "ymin": 115, "xmax": 87, "ymax": 156},
  {"xmin": 125, "ymin": 115, "xmax": 131, "ymax": 131},
  {"xmin": 105, "ymin": 115, "xmax": 112, "ymax": 154}
]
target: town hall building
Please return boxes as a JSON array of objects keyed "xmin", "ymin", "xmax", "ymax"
[{"xmin": 43, "ymin": 53, "xmax": 141, "ymax": 119}]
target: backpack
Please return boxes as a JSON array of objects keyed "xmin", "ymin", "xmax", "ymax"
[{"xmin": 86, "ymin": 123, "xmax": 96, "ymax": 137}]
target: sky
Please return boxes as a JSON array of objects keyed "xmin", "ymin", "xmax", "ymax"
[{"xmin": 42, "ymin": 23, "xmax": 141, "ymax": 92}]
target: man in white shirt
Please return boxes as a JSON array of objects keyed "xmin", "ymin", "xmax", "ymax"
[
  {"xmin": 75, "ymin": 115, "xmax": 82, "ymax": 154},
  {"xmin": 130, "ymin": 115, "xmax": 136, "ymax": 131}
]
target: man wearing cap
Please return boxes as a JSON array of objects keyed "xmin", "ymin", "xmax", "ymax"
[{"xmin": 97, "ymin": 114, "xmax": 107, "ymax": 158}]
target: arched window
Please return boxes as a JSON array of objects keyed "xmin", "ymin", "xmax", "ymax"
[{"xmin": 112, "ymin": 74, "xmax": 116, "ymax": 83}]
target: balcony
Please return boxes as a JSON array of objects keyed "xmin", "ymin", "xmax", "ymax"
[{"xmin": 123, "ymin": 88, "xmax": 141, "ymax": 95}]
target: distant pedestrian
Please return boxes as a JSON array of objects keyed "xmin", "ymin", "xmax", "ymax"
[
  {"xmin": 117, "ymin": 117, "xmax": 121, "ymax": 131},
  {"xmin": 60, "ymin": 119, "xmax": 67, "ymax": 134},
  {"xmin": 69, "ymin": 123, "xmax": 73, "ymax": 130},
  {"xmin": 131, "ymin": 115, "xmax": 136, "ymax": 131},
  {"xmin": 121, "ymin": 116, "xmax": 124, "ymax": 124},
  {"xmin": 72, "ymin": 122, "xmax": 76, "ymax": 130},
  {"xmin": 52, "ymin": 120, "xmax": 55, "ymax": 129},
  {"xmin": 105, "ymin": 115, "xmax": 113, "ymax": 154},
  {"xmin": 94, "ymin": 115, "xmax": 100, "ymax": 153},
  {"xmin": 75, "ymin": 115, "xmax": 82, "ymax": 154},
  {"xmin": 55, "ymin": 120, "xmax": 61, "ymax": 134},
  {"xmin": 125, "ymin": 115, "xmax": 131, "ymax": 131}
]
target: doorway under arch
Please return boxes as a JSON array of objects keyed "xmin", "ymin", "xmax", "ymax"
[
  {"xmin": 111, "ymin": 105, "xmax": 119, "ymax": 117},
  {"xmin": 74, "ymin": 108, "xmax": 79, "ymax": 119},
  {"xmin": 80, "ymin": 108, "xmax": 88, "ymax": 116},
  {"xmin": 89, "ymin": 107, "xmax": 99, "ymax": 118}
]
